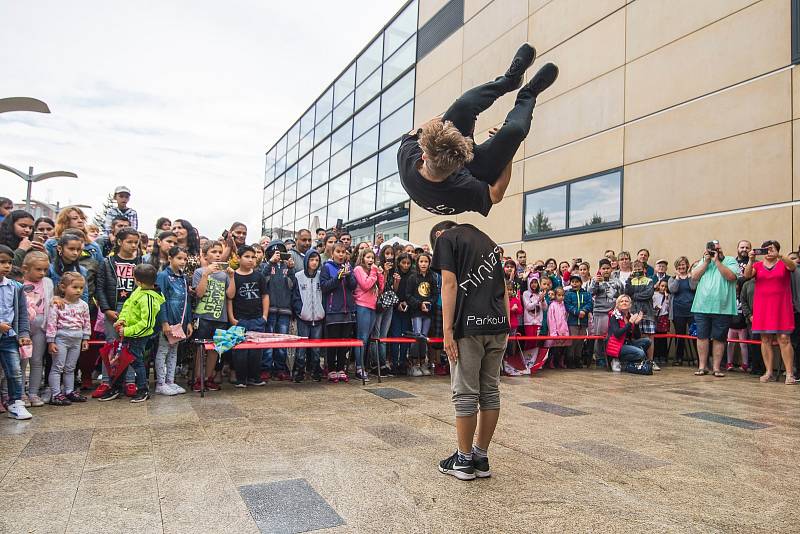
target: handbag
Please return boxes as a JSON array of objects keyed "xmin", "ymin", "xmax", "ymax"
[
  {"xmin": 377, "ymin": 287, "xmax": 399, "ymax": 312},
  {"xmin": 99, "ymin": 339, "xmax": 135, "ymax": 382},
  {"xmin": 655, "ymin": 315, "xmax": 670, "ymax": 334},
  {"xmin": 623, "ymin": 359, "xmax": 653, "ymax": 375},
  {"xmin": 165, "ymin": 278, "xmax": 188, "ymax": 345}
]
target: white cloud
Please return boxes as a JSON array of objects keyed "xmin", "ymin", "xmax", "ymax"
[{"xmin": 0, "ymin": 0, "xmax": 407, "ymax": 238}]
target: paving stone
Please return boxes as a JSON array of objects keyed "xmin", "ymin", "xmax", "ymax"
[
  {"xmin": 238, "ymin": 478, "xmax": 344, "ymax": 534},
  {"xmin": 364, "ymin": 423, "xmax": 433, "ymax": 448},
  {"xmin": 366, "ymin": 387, "xmax": 416, "ymax": 400},
  {"xmin": 21, "ymin": 429, "xmax": 93, "ymax": 458},
  {"xmin": 194, "ymin": 401, "xmax": 244, "ymax": 420},
  {"xmin": 683, "ymin": 411, "xmax": 771, "ymax": 430},
  {"xmin": 562, "ymin": 440, "xmax": 670, "ymax": 470},
  {"xmin": 522, "ymin": 401, "xmax": 588, "ymax": 417},
  {"xmin": 669, "ymin": 389, "xmax": 704, "ymax": 397}
]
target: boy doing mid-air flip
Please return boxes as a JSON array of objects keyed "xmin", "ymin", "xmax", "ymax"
[{"xmin": 398, "ymin": 44, "xmax": 558, "ymax": 217}]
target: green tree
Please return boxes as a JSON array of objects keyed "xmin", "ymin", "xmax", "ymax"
[
  {"xmin": 526, "ymin": 209, "xmax": 553, "ymax": 234},
  {"xmin": 93, "ymin": 193, "xmax": 115, "ymax": 229},
  {"xmin": 584, "ymin": 212, "xmax": 604, "ymax": 227}
]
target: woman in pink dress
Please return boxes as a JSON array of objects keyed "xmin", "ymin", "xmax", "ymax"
[{"xmin": 744, "ymin": 240, "xmax": 796, "ymax": 384}]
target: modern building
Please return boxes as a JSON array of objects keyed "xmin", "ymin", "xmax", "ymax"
[{"xmin": 266, "ymin": 0, "xmax": 800, "ymax": 263}]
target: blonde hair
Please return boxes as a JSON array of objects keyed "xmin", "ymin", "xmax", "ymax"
[
  {"xmin": 86, "ymin": 223, "xmax": 100, "ymax": 234},
  {"xmin": 57, "ymin": 271, "xmax": 85, "ymax": 297},
  {"xmin": 22, "ymin": 250, "xmax": 49, "ymax": 270},
  {"xmin": 418, "ymin": 120, "xmax": 474, "ymax": 177},
  {"xmin": 615, "ymin": 294, "xmax": 631, "ymax": 306},
  {"xmin": 54, "ymin": 207, "xmax": 87, "ymax": 238}
]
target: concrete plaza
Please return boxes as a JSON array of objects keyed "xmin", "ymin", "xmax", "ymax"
[{"xmin": 0, "ymin": 367, "xmax": 796, "ymax": 533}]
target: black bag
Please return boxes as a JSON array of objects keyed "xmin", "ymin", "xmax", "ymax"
[
  {"xmin": 376, "ymin": 288, "xmax": 399, "ymax": 312},
  {"xmin": 623, "ymin": 359, "xmax": 653, "ymax": 375}
]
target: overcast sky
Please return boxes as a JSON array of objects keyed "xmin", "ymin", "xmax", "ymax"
[{"xmin": 0, "ymin": 0, "xmax": 406, "ymax": 238}]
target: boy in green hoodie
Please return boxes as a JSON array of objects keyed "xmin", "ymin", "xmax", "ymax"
[{"xmin": 99, "ymin": 263, "xmax": 165, "ymax": 403}]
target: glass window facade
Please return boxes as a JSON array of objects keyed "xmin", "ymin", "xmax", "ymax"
[{"xmin": 263, "ymin": 0, "xmax": 417, "ymax": 238}]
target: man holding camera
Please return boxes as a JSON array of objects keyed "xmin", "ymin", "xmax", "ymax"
[
  {"xmin": 260, "ymin": 240, "xmax": 296, "ymax": 381},
  {"xmin": 691, "ymin": 240, "xmax": 739, "ymax": 377}
]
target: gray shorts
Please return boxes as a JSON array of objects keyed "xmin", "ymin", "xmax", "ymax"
[{"xmin": 450, "ymin": 333, "xmax": 508, "ymax": 417}]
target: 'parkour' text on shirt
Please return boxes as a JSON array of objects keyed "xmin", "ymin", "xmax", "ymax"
[
  {"xmin": 431, "ymin": 224, "xmax": 509, "ymax": 339},
  {"xmin": 397, "ymin": 133, "xmax": 492, "ymax": 217}
]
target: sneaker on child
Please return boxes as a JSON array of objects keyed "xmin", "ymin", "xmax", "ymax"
[
  {"xmin": 438, "ymin": 451, "xmax": 476, "ymax": 481},
  {"xmin": 7, "ymin": 400, "xmax": 33, "ymax": 420},
  {"xmin": 130, "ymin": 389, "xmax": 149, "ymax": 403}
]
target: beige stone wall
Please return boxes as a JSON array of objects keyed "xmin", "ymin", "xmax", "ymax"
[{"xmin": 410, "ymin": 0, "xmax": 798, "ymax": 273}]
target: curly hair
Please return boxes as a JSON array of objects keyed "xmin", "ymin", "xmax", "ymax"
[{"xmin": 418, "ymin": 120, "xmax": 474, "ymax": 177}]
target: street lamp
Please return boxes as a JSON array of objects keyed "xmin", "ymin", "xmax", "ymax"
[
  {"xmin": 0, "ymin": 97, "xmax": 50, "ymax": 114},
  {"xmin": 0, "ymin": 163, "xmax": 77, "ymax": 211}
]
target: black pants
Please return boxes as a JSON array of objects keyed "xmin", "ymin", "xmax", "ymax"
[
  {"xmin": 672, "ymin": 317, "xmax": 693, "ymax": 362},
  {"xmin": 325, "ymin": 322, "xmax": 353, "ymax": 372},
  {"xmin": 442, "ymin": 76, "xmax": 537, "ymax": 184}
]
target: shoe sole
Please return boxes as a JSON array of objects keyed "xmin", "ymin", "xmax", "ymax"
[
  {"xmin": 7, "ymin": 413, "xmax": 32, "ymax": 420},
  {"xmin": 97, "ymin": 394, "xmax": 120, "ymax": 402},
  {"xmin": 131, "ymin": 396, "xmax": 149, "ymax": 403},
  {"xmin": 438, "ymin": 466, "xmax": 476, "ymax": 480},
  {"xmin": 474, "ymin": 468, "xmax": 492, "ymax": 478}
]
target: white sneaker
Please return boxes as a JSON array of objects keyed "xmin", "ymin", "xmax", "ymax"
[
  {"xmin": 652, "ymin": 362, "xmax": 661, "ymax": 371},
  {"xmin": 421, "ymin": 365, "xmax": 432, "ymax": 376},
  {"xmin": 7, "ymin": 400, "xmax": 32, "ymax": 420},
  {"xmin": 155, "ymin": 384, "xmax": 172, "ymax": 396},
  {"xmin": 611, "ymin": 359, "xmax": 621, "ymax": 373},
  {"xmin": 411, "ymin": 365, "xmax": 423, "ymax": 377},
  {"xmin": 29, "ymin": 395, "xmax": 44, "ymax": 407},
  {"xmin": 169, "ymin": 383, "xmax": 186, "ymax": 395}
]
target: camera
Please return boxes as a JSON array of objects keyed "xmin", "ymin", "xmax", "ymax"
[
  {"xmin": 279, "ymin": 252, "xmax": 291, "ymax": 261},
  {"xmin": 633, "ymin": 271, "xmax": 643, "ymax": 278},
  {"xmin": 752, "ymin": 247, "xmax": 768, "ymax": 256},
  {"xmin": 215, "ymin": 262, "xmax": 230, "ymax": 270},
  {"xmin": 535, "ymin": 264, "xmax": 545, "ymax": 271},
  {"xmin": 706, "ymin": 240, "xmax": 719, "ymax": 257}
]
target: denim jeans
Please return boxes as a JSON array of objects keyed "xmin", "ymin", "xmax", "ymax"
[
  {"xmin": 370, "ymin": 307, "xmax": 393, "ymax": 367},
  {"xmin": 619, "ymin": 338, "xmax": 651, "ymax": 364},
  {"xmin": 295, "ymin": 320, "xmax": 323, "ymax": 375},
  {"xmin": 237, "ymin": 317, "xmax": 266, "ymax": 384},
  {"xmin": 262, "ymin": 313, "xmax": 291, "ymax": 373},
  {"xmin": 411, "ymin": 315, "xmax": 432, "ymax": 362},
  {"xmin": 0, "ymin": 335, "xmax": 24, "ymax": 401},
  {"xmin": 113, "ymin": 337, "xmax": 149, "ymax": 391},
  {"xmin": 355, "ymin": 305, "xmax": 377, "ymax": 370},
  {"xmin": 389, "ymin": 309, "xmax": 411, "ymax": 367}
]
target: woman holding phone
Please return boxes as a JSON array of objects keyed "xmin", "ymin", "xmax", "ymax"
[
  {"xmin": 0, "ymin": 210, "xmax": 42, "ymax": 266},
  {"xmin": 744, "ymin": 240, "xmax": 797, "ymax": 384}
]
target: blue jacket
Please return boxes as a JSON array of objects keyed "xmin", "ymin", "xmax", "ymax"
[
  {"xmin": 564, "ymin": 288, "xmax": 592, "ymax": 327},
  {"xmin": 1, "ymin": 279, "xmax": 30, "ymax": 339},
  {"xmin": 319, "ymin": 259, "xmax": 356, "ymax": 324},
  {"xmin": 45, "ymin": 238, "xmax": 103, "ymax": 264},
  {"xmin": 156, "ymin": 267, "xmax": 191, "ymax": 328}
]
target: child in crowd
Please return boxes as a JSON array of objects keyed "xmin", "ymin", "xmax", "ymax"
[
  {"xmin": 0, "ymin": 245, "xmax": 33, "ymax": 420},
  {"xmin": 154, "ymin": 246, "xmax": 192, "ymax": 395},
  {"xmin": 406, "ymin": 252, "xmax": 437, "ymax": 376},
  {"xmin": 192, "ymin": 240, "xmax": 234, "ymax": 391},
  {"xmin": 353, "ymin": 248, "xmax": 384, "ymax": 381},
  {"xmin": 522, "ymin": 277, "xmax": 542, "ymax": 370},
  {"xmin": 48, "ymin": 233, "xmax": 89, "ymax": 303},
  {"xmin": 94, "ymin": 227, "xmax": 141, "ymax": 398},
  {"xmin": 588, "ymin": 259, "xmax": 623, "ymax": 369},
  {"xmin": 624, "ymin": 260, "xmax": 657, "ymax": 369},
  {"xmin": 227, "ymin": 245, "xmax": 269, "ymax": 388},
  {"xmin": 100, "ymin": 264, "xmax": 165, "ymax": 403},
  {"xmin": 546, "ymin": 287, "xmax": 570, "ymax": 369},
  {"xmin": 371, "ymin": 245, "xmax": 397, "ymax": 375},
  {"xmin": 388, "ymin": 252, "xmax": 414, "ymax": 374},
  {"xmin": 291, "ymin": 250, "xmax": 325, "ymax": 382},
  {"xmin": 503, "ymin": 280, "xmax": 526, "ymax": 375},
  {"xmin": 539, "ymin": 276, "xmax": 553, "ymax": 368},
  {"xmin": 653, "ymin": 279, "xmax": 671, "ymax": 364},
  {"xmin": 148, "ymin": 231, "xmax": 177, "ymax": 271},
  {"xmin": 46, "ymin": 272, "xmax": 91, "ymax": 405},
  {"xmin": 320, "ymin": 241, "xmax": 357, "ymax": 383},
  {"xmin": 20, "ymin": 251, "xmax": 53, "ymax": 407},
  {"xmin": 564, "ymin": 274, "xmax": 593, "ymax": 368},
  {"xmin": 261, "ymin": 240, "xmax": 294, "ymax": 381}
]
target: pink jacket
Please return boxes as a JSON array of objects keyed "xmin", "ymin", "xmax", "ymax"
[
  {"xmin": 546, "ymin": 300, "xmax": 571, "ymax": 347},
  {"xmin": 509, "ymin": 294, "xmax": 522, "ymax": 330},
  {"xmin": 45, "ymin": 300, "xmax": 91, "ymax": 342},
  {"xmin": 353, "ymin": 265, "xmax": 385, "ymax": 310},
  {"xmin": 522, "ymin": 290, "xmax": 543, "ymax": 326}
]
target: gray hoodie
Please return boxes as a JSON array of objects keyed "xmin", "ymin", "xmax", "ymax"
[{"xmin": 291, "ymin": 251, "xmax": 325, "ymax": 324}]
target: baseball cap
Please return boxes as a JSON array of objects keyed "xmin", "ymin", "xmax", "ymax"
[
  {"xmin": 569, "ymin": 273, "xmax": 582, "ymax": 281},
  {"xmin": 656, "ymin": 259, "xmax": 668, "ymax": 265},
  {"xmin": 114, "ymin": 186, "xmax": 131, "ymax": 195}
]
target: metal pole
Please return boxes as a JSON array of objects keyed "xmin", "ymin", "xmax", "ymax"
[{"xmin": 25, "ymin": 166, "xmax": 33, "ymax": 211}]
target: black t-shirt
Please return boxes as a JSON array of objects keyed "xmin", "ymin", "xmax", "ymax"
[
  {"xmin": 114, "ymin": 258, "xmax": 137, "ymax": 304},
  {"xmin": 232, "ymin": 270, "xmax": 268, "ymax": 320},
  {"xmin": 397, "ymin": 133, "xmax": 492, "ymax": 217},
  {"xmin": 431, "ymin": 224, "xmax": 509, "ymax": 339}
]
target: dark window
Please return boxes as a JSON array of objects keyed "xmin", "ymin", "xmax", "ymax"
[
  {"xmin": 523, "ymin": 169, "xmax": 622, "ymax": 240},
  {"xmin": 417, "ymin": 0, "xmax": 463, "ymax": 60},
  {"xmin": 793, "ymin": 0, "xmax": 800, "ymax": 64}
]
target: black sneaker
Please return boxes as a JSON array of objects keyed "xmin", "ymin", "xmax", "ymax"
[
  {"xmin": 438, "ymin": 451, "xmax": 476, "ymax": 481},
  {"xmin": 247, "ymin": 379, "xmax": 266, "ymax": 387},
  {"xmin": 472, "ymin": 455, "xmax": 491, "ymax": 478},
  {"xmin": 522, "ymin": 62, "xmax": 559, "ymax": 97},
  {"xmin": 312, "ymin": 373, "xmax": 322, "ymax": 382},
  {"xmin": 292, "ymin": 372, "xmax": 304, "ymax": 383},
  {"xmin": 49, "ymin": 393, "xmax": 72, "ymax": 406},
  {"xmin": 97, "ymin": 388, "xmax": 121, "ymax": 402},
  {"xmin": 504, "ymin": 43, "xmax": 536, "ymax": 88},
  {"xmin": 66, "ymin": 391, "xmax": 87, "ymax": 403},
  {"xmin": 130, "ymin": 389, "xmax": 149, "ymax": 403}
]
